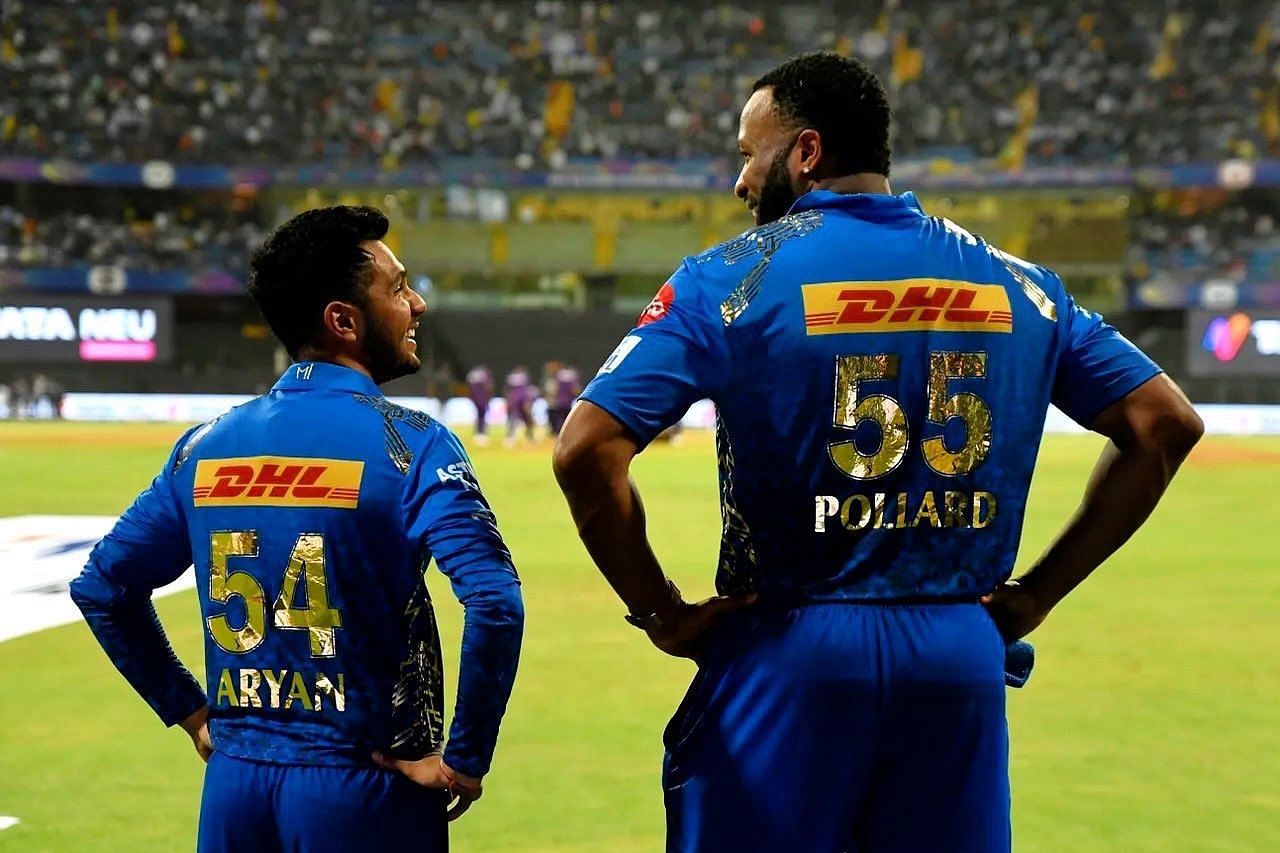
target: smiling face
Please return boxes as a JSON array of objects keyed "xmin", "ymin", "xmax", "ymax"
[
  {"xmin": 734, "ymin": 87, "xmax": 804, "ymax": 227},
  {"xmin": 357, "ymin": 240, "xmax": 426, "ymax": 384}
]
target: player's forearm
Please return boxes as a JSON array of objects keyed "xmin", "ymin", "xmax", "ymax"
[
  {"xmin": 69, "ymin": 574, "xmax": 206, "ymax": 726},
  {"xmin": 559, "ymin": 463, "xmax": 680, "ymax": 620},
  {"xmin": 1018, "ymin": 434, "xmax": 1195, "ymax": 610},
  {"xmin": 553, "ymin": 405, "xmax": 684, "ymax": 619},
  {"xmin": 443, "ymin": 582, "xmax": 524, "ymax": 778}
]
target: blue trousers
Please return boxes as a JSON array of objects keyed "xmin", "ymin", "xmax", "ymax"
[
  {"xmin": 663, "ymin": 603, "xmax": 1011, "ymax": 853},
  {"xmin": 198, "ymin": 752, "xmax": 448, "ymax": 852}
]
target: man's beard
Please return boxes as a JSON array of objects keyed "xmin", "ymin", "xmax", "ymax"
[
  {"xmin": 752, "ymin": 146, "xmax": 801, "ymax": 226},
  {"xmin": 364, "ymin": 312, "xmax": 420, "ymax": 385}
]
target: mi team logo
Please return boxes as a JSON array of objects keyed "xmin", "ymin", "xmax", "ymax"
[
  {"xmin": 803, "ymin": 280, "xmax": 1014, "ymax": 335},
  {"xmin": 193, "ymin": 457, "xmax": 363, "ymax": 508}
]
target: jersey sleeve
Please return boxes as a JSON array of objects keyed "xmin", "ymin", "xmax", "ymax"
[
  {"xmin": 1051, "ymin": 287, "xmax": 1163, "ymax": 427},
  {"xmin": 579, "ymin": 260, "xmax": 730, "ymax": 446},
  {"xmin": 68, "ymin": 426, "xmax": 206, "ymax": 727},
  {"xmin": 402, "ymin": 426, "xmax": 523, "ymax": 779}
]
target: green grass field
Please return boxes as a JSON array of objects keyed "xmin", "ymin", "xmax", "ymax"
[{"xmin": 1, "ymin": 422, "xmax": 1277, "ymax": 851}]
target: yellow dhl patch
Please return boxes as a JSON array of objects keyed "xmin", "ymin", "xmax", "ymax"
[
  {"xmin": 193, "ymin": 457, "xmax": 363, "ymax": 508},
  {"xmin": 803, "ymin": 280, "xmax": 1014, "ymax": 334}
]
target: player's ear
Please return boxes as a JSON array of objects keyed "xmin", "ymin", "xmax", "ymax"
[
  {"xmin": 795, "ymin": 128, "xmax": 823, "ymax": 177},
  {"xmin": 321, "ymin": 300, "xmax": 361, "ymax": 345}
]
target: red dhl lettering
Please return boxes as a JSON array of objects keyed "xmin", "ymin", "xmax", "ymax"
[
  {"xmin": 834, "ymin": 289, "xmax": 896, "ymax": 324},
  {"xmin": 803, "ymin": 280, "xmax": 1014, "ymax": 335},
  {"xmin": 193, "ymin": 457, "xmax": 364, "ymax": 508}
]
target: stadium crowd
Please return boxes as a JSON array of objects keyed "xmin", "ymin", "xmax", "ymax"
[
  {"xmin": 4, "ymin": 0, "xmax": 1277, "ymax": 169},
  {"xmin": 1129, "ymin": 190, "xmax": 1280, "ymax": 285},
  {"xmin": 0, "ymin": 202, "xmax": 266, "ymax": 271}
]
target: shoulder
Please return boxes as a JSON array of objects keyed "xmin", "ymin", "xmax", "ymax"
[
  {"xmin": 352, "ymin": 394, "xmax": 444, "ymax": 448},
  {"xmin": 988, "ymin": 242, "xmax": 1064, "ymax": 295},
  {"xmin": 929, "ymin": 215, "xmax": 1065, "ymax": 320},
  {"xmin": 403, "ymin": 420, "xmax": 482, "ymax": 493},
  {"xmin": 169, "ymin": 403, "xmax": 249, "ymax": 473},
  {"xmin": 691, "ymin": 208, "xmax": 828, "ymax": 277},
  {"xmin": 675, "ymin": 210, "xmax": 830, "ymax": 326}
]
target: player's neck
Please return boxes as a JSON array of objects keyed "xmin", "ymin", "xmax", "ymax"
[
  {"xmin": 293, "ymin": 348, "xmax": 378, "ymax": 384},
  {"xmin": 809, "ymin": 172, "xmax": 892, "ymax": 196}
]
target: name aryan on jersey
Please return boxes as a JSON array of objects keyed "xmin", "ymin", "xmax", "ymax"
[{"xmin": 213, "ymin": 667, "xmax": 347, "ymax": 713}]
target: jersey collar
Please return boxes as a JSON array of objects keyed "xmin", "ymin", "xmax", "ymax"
[
  {"xmin": 271, "ymin": 361, "xmax": 382, "ymax": 396},
  {"xmin": 788, "ymin": 189, "xmax": 925, "ymax": 223}
]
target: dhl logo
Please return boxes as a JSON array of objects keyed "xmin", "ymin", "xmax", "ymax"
[
  {"xmin": 802, "ymin": 280, "xmax": 1014, "ymax": 335},
  {"xmin": 193, "ymin": 457, "xmax": 363, "ymax": 508}
]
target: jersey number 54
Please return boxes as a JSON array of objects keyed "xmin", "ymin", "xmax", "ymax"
[{"xmin": 205, "ymin": 531, "xmax": 344, "ymax": 658}]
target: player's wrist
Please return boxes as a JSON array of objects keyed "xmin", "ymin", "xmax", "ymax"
[
  {"xmin": 439, "ymin": 758, "xmax": 483, "ymax": 794},
  {"xmin": 178, "ymin": 704, "xmax": 209, "ymax": 738},
  {"xmin": 1009, "ymin": 573, "xmax": 1059, "ymax": 615},
  {"xmin": 623, "ymin": 578, "xmax": 684, "ymax": 630}
]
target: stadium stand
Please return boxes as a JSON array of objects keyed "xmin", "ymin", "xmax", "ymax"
[
  {"xmin": 4, "ymin": 0, "xmax": 1277, "ymax": 168},
  {"xmin": 1128, "ymin": 189, "xmax": 1280, "ymax": 286},
  {"xmin": 3, "ymin": 1, "xmax": 1280, "ymax": 405},
  {"xmin": 0, "ymin": 202, "xmax": 266, "ymax": 272}
]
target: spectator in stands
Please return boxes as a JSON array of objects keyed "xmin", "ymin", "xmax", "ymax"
[
  {"xmin": 0, "ymin": 203, "xmax": 266, "ymax": 273},
  {"xmin": 1128, "ymin": 190, "xmax": 1280, "ymax": 286},
  {"xmin": 3, "ymin": 1, "xmax": 1276, "ymax": 170}
]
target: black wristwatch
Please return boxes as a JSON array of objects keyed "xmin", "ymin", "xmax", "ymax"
[
  {"xmin": 623, "ymin": 609, "xmax": 665, "ymax": 631},
  {"xmin": 624, "ymin": 579, "xmax": 681, "ymax": 630}
]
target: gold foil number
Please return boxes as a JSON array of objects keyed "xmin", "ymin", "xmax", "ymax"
[
  {"xmin": 922, "ymin": 352, "xmax": 993, "ymax": 476},
  {"xmin": 205, "ymin": 530, "xmax": 343, "ymax": 657},
  {"xmin": 207, "ymin": 531, "xmax": 266, "ymax": 654},
  {"xmin": 272, "ymin": 533, "xmax": 343, "ymax": 658},
  {"xmin": 827, "ymin": 350, "xmax": 993, "ymax": 481},
  {"xmin": 829, "ymin": 354, "xmax": 909, "ymax": 480}
]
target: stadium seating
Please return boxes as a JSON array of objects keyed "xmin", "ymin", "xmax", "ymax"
[{"xmin": 4, "ymin": 0, "xmax": 1276, "ymax": 168}]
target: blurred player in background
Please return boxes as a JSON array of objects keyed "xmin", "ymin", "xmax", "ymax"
[
  {"xmin": 503, "ymin": 363, "xmax": 535, "ymax": 446},
  {"xmin": 547, "ymin": 361, "xmax": 582, "ymax": 437},
  {"xmin": 467, "ymin": 363, "xmax": 495, "ymax": 445},
  {"xmin": 541, "ymin": 361, "xmax": 561, "ymax": 433},
  {"xmin": 554, "ymin": 52, "xmax": 1202, "ymax": 852},
  {"xmin": 71, "ymin": 206, "xmax": 524, "ymax": 852}
]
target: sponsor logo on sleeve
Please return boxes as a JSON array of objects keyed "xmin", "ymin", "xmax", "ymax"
[
  {"xmin": 193, "ymin": 457, "xmax": 364, "ymax": 508},
  {"xmin": 598, "ymin": 335, "xmax": 642, "ymax": 375},
  {"xmin": 802, "ymin": 279, "xmax": 1014, "ymax": 335},
  {"xmin": 637, "ymin": 281, "xmax": 675, "ymax": 327},
  {"xmin": 436, "ymin": 461, "xmax": 480, "ymax": 489}
]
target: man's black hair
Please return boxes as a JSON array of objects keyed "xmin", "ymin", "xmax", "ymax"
[
  {"xmin": 247, "ymin": 205, "xmax": 389, "ymax": 358},
  {"xmin": 752, "ymin": 51, "xmax": 892, "ymax": 177}
]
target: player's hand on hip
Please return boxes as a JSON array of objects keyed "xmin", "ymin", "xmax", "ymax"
[
  {"xmin": 372, "ymin": 751, "xmax": 484, "ymax": 821},
  {"xmin": 648, "ymin": 593, "xmax": 757, "ymax": 660},
  {"xmin": 981, "ymin": 580, "xmax": 1049, "ymax": 642},
  {"xmin": 179, "ymin": 705, "xmax": 213, "ymax": 763}
]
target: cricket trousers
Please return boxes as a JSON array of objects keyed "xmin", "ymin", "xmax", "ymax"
[
  {"xmin": 663, "ymin": 602, "xmax": 1011, "ymax": 853},
  {"xmin": 198, "ymin": 752, "xmax": 448, "ymax": 852}
]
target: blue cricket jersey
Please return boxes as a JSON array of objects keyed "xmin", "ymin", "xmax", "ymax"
[
  {"xmin": 581, "ymin": 190, "xmax": 1161, "ymax": 601},
  {"xmin": 71, "ymin": 362, "xmax": 523, "ymax": 778}
]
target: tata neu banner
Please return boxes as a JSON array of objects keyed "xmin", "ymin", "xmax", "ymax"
[{"xmin": 0, "ymin": 295, "xmax": 173, "ymax": 363}]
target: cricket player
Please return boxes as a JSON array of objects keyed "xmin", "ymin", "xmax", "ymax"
[
  {"xmin": 553, "ymin": 53, "xmax": 1202, "ymax": 852},
  {"xmin": 503, "ymin": 364, "xmax": 535, "ymax": 445},
  {"xmin": 549, "ymin": 363, "xmax": 583, "ymax": 437},
  {"xmin": 467, "ymin": 364, "xmax": 495, "ymax": 444},
  {"xmin": 71, "ymin": 206, "xmax": 524, "ymax": 852}
]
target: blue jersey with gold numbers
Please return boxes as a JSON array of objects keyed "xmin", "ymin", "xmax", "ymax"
[
  {"xmin": 71, "ymin": 362, "xmax": 523, "ymax": 778},
  {"xmin": 581, "ymin": 191, "xmax": 1160, "ymax": 601}
]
